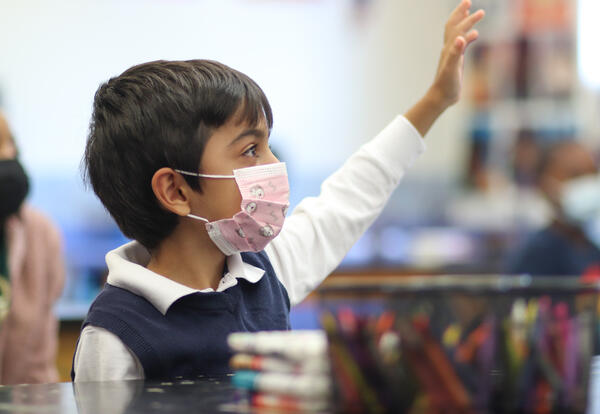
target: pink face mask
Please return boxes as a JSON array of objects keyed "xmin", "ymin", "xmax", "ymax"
[{"xmin": 175, "ymin": 162, "xmax": 289, "ymax": 256}]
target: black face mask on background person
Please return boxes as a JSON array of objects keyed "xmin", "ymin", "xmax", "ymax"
[{"xmin": 0, "ymin": 159, "xmax": 30, "ymax": 222}]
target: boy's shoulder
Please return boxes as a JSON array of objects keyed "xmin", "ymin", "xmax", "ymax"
[{"xmin": 86, "ymin": 283, "xmax": 161, "ymax": 322}]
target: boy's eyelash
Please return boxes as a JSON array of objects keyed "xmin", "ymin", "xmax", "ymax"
[
  {"xmin": 243, "ymin": 144, "xmax": 258, "ymax": 157},
  {"xmin": 242, "ymin": 141, "xmax": 271, "ymax": 158}
]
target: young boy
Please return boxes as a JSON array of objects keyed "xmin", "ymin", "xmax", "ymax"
[{"xmin": 72, "ymin": 1, "xmax": 484, "ymax": 382}]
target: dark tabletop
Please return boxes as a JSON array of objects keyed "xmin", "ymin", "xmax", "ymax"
[{"xmin": 0, "ymin": 376, "xmax": 262, "ymax": 414}]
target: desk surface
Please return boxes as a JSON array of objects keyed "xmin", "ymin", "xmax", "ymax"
[
  {"xmin": 0, "ymin": 377, "xmax": 279, "ymax": 414},
  {"xmin": 1, "ymin": 373, "xmax": 599, "ymax": 413}
]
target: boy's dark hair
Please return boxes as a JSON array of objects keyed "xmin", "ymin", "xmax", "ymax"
[{"xmin": 83, "ymin": 60, "xmax": 273, "ymax": 249}]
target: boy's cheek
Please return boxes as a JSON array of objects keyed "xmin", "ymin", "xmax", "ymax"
[
  {"xmin": 222, "ymin": 193, "xmax": 244, "ymax": 219},
  {"xmin": 203, "ymin": 181, "xmax": 243, "ymax": 220}
]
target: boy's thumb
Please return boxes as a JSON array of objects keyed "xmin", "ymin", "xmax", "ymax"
[
  {"xmin": 448, "ymin": 36, "xmax": 467, "ymax": 63},
  {"xmin": 453, "ymin": 36, "xmax": 466, "ymax": 55}
]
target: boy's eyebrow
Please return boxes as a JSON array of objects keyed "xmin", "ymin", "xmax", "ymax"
[{"xmin": 228, "ymin": 128, "xmax": 267, "ymax": 147}]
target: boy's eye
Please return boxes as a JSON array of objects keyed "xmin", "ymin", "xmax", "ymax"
[{"xmin": 243, "ymin": 145, "xmax": 258, "ymax": 157}]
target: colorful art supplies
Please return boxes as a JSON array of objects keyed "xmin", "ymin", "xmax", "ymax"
[
  {"xmin": 228, "ymin": 330, "xmax": 332, "ymax": 412},
  {"xmin": 315, "ymin": 274, "xmax": 600, "ymax": 413}
]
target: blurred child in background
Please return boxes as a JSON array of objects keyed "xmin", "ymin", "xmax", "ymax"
[
  {"xmin": 507, "ymin": 140, "xmax": 600, "ymax": 277},
  {"xmin": 0, "ymin": 111, "xmax": 65, "ymax": 384}
]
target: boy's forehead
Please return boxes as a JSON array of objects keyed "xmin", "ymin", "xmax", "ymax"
[
  {"xmin": 223, "ymin": 111, "xmax": 269, "ymax": 137},
  {"xmin": 230, "ymin": 104, "xmax": 268, "ymax": 129},
  {"xmin": 233, "ymin": 117, "xmax": 268, "ymax": 133}
]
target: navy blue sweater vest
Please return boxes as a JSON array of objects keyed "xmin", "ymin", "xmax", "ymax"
[{"xmin": 71, "ymin": 251, "xmax": 290, "ymax": 381}]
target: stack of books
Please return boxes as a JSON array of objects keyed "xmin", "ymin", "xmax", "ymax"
[{"xmin": 228, "ymin": 330, "xmax": 331, "ymax": 412}]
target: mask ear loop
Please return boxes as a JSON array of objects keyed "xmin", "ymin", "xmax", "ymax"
[
  {"xmin": 173, "ymin": 169, "xmax": 234, "ymax": 223},
  {"xmin": 187, "ymin": 214, "xmax": 209, "ymax": 223},
  {"xmin": 174, "ymin": 169, "xmax": 234, "ymax": 179}
]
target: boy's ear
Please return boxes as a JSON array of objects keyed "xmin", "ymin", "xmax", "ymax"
[{"xmin": 151, "ymin": 168, "xmax": 192, "ymax": 216}]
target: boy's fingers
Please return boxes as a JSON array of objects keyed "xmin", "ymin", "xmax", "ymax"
[
  {"xmin": 458, "ymin": 9, "xmax": 485, "ymax": 33},
  {"xmin": 451, "ymin": 36, "xmax": 467, "ymax": 60},
  {"xmin": 465, "ymin": 29, "xmax": 479, "ymax": 45},
  {"xmin": 448, "ymin": 0, "xmax": 472, "ymax": 26}
]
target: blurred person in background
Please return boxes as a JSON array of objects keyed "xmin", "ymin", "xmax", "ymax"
[
  {"xmin": 0, "ymin": 111, "xmax": 65, "ymax": 384},
  {"xmin": 506, "ymin": 140, "xmax": 600, "ymax": 277}
]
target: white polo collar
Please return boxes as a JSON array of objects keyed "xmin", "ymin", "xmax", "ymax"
[{"xmin": 105, "ymin": 241, "xmax": 265, "ymax": 315}]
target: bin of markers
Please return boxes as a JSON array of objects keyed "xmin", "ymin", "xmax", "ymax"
[{"xmin": 316, "ymin": 275, "xmax": 600, "ymax": 414}]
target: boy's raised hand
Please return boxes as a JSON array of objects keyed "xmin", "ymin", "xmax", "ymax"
[
  {"xmin": 404, "ymin": 0, "xmax": 484, "ymax": 138},
  {"xmin": 432, "ymin": 0, "xmax": 485, "ymax": 107}
]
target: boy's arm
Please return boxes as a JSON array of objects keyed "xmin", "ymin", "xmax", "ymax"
[
  {"xmin": 73, "ymin": 326, "xmax": 144, "ymax": 382},
  {"xmin": 265, "ymin": 1, "xmax": 484, "ymax": 305}
]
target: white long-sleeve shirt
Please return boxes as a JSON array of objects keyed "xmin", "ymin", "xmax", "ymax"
[{"xmin": 73, "ymin": 115, "xmax": 425, "ymax": 382}]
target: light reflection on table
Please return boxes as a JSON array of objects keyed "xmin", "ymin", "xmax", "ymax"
[{"xmin": 0, "ymin": 376, "xmax": 257, "ymax": 414}]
